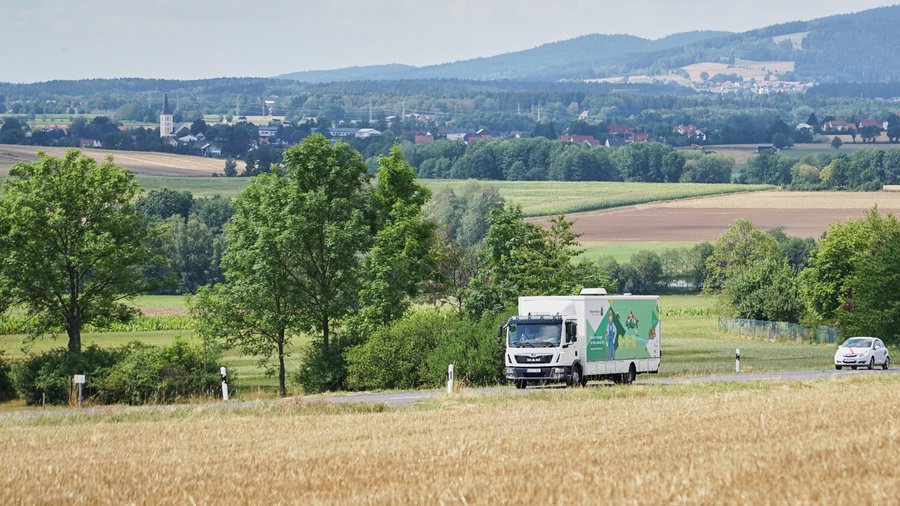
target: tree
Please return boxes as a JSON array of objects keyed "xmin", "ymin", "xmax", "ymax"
[
  {"xmin": 158, "ymin": 216, "xmax": 223, "ymax": 293},
  {"xmin": 704, "ymin": 219, "xmax": 780, "ymax": 292},
  {"xmin": 720, "ymin": 257, "xmax": 804, "ymax": 322},
  {"xmin": 135, "ymin": 187, "xmax": 194, "ymax": 221},
  {"xmin": 802, "ymin": 209, "xmax": 900, "ymax": 344},
  {"xmin": 831, "ymin": 136, "xmax": 843, "ymax": 149},
  {"xmin": 223, "ymin": 158, "xmax": 238, "ymax": 177},
  {"xmin": 887, "ymin": 114, "xmax": 900, "ymax": 143},
  {"xmin": 0, "ymin": 150, "xmax": 157, "ymax": 352}
]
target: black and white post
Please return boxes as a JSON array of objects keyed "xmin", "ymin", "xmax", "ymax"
[
  {"xmin": 735, "ymin": 348, "xmax": 741, "ymax": 374},
  {"xmin": 447, "ymin": 364, "xmax": 454, "ymax": 394},
  {"xmin": 73, "ymin": 374, "xmax": 85, "ymax": 408},
  {"xmin": 220, "ymin": 366, "xmax": 229, "ymax": 401}
]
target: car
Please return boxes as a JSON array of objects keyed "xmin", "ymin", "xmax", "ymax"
[{"xmin": 834, "ymin": 337, "xmax": 890, "ymax": 370}]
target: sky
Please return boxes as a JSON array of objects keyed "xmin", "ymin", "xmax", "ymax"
[{"xmin": 3, "ymin": 0, "xmax": 898, "ymax": 83}]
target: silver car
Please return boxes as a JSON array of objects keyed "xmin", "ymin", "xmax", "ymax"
[{"xmin": 834, "ymin": 337, "xmax": 890, "ymax": 370}]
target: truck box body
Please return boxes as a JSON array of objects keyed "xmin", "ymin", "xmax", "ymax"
[{"xmin": 503, "ymin": 291, "xmax": 660, "ymax": 386}]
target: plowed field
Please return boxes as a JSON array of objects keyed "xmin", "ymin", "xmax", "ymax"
[
  {"xmin": 0, "ymin": 144, "xmax": 221, "ymax": 177},
  {"xmin": 534, "ymin": 190, "xmax": 900, "ymax": 241}
]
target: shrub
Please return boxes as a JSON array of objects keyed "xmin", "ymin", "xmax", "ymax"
[
  {"xmin": 295, "ymin": 339, "xmax": 352, "ymax": 394},
  {"xmin": 13, "ymin": 345, "xmax": 123, "ymax": 405},
  {"xmin": 345, "ymin": 310, "xmax": 451, "ymax": 390},
  {"xmin": 423, "ymin": 311, "xmax": 506, "ymax": 387},
  {"xmin": 99, "ymin": 340, "xmax": 221, "ymax": 404},
  {"xmin": 0, "ymin": 351, "xmax": 16, "ymax": 401}
]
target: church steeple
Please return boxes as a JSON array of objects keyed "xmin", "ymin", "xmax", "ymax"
[{"xmin": 160, "ymin": 93, "xmax": 174, "ymax": 138}]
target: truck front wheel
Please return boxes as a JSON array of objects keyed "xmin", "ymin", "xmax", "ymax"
[
  {"xmin": 623, "ymin": 363, "xmax": 636, "ymax": 384},
  {"xmin": 514, "ymin": 379, "xmax": 527, "ymax": 389},
  {"xmin": 568, "ymin": 366, "xmax": 585, "ymax": 388}
]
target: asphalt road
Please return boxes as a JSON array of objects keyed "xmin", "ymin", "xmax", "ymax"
[{"xmin": 3, "ymin": 368, "xmax": 896, "ymax": 418}]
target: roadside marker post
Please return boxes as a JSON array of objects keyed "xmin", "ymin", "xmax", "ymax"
[
  {"xmin": 73, "ymin": 374, "xmax": 85, "ymax": 408},
  {"xmin": 735, "ymin": 348, "xmax": 741, "ymax": 373},
  {"xmin": 447, "ymin": 364, "xmax": 454, "ymax": 394},
  {"xmin": 220, "ymin": 366, "xmax": 229, "ymax": 401}
]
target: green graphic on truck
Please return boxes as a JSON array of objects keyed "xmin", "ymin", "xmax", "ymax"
[{"xmin": 586, "ymin": 299, "xmax": 660, "ymax": 361}]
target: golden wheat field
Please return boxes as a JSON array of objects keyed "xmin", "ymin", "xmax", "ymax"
[{"xmin": 1, "ymin": 377, "xmax": 897, "ymax": 505}]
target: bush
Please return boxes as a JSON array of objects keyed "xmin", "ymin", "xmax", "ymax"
[
  {"xmin": 0, "ymin": 351, "xmax": 16, "ymax": 401},
  {"xmin": 13, "ymin": 345, "xmax": 123, "ymax": 405},
  {"xmin": 423, "ymin": 312, "xmax": 506, "ymax": 387},
  {"xmin": 98, "ymin": 340, "xmax": 221, "ymax": 404},
  {"xmin": 345, "ymin": 310, "xmax": 451, "ymax": 390},
  {"xmin": 295, "ymin": 340, "xmax": 352, "ymax": 394}
]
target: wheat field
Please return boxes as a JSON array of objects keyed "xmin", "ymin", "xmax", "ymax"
[{"xmin": 1, "ymin": 377, "xmax": 897, "ymax": 504}]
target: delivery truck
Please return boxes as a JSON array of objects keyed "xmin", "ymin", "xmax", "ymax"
[{"xmin": 500, "ymin": 288, "xmax": 660, "ymax": 388}]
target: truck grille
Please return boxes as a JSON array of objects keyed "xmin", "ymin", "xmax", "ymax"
[{"xmin": 514, "ymin": 354, "xmax": 553, "ymax": 364}]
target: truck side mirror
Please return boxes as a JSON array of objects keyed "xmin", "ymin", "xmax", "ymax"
[
  {"xmin": 566, "ymin": 322, "xmax": 577, "ymax": 343},
  {"xmin": 497, "ymin": 324, "xmax": 505, "ymax": 344}
]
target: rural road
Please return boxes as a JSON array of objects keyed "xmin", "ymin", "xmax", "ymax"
[{"xmin": 3, "ymin": 368, "xmax": 896, "ymax": 419}]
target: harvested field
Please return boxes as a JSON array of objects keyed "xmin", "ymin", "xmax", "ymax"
[
  {"xmin": 0, "ymin": 377, "xmax": 896, "ymax": 504},
  {"xmin": 0, "ymin": 144, "xmax": 222, "ymax": 177},
  {"xmin": 539, "ymin": 190, "xmax": 900, "ymax": 242}
]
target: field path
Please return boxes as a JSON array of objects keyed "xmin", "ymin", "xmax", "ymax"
[{"xmin": 532, "ymin": 190, "xmax": 900, "ymax": 241}]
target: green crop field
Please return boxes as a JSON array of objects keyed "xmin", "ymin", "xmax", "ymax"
[
  {"xmin": 421, "ymin": 180, "xmax": 772, "ymax": 217},
  {"xmin": 580, "ymin": 240, "xmax": 698, "ymax": 263},
  {"xmin": 135, "ymin": 175, "xmax": 250, "ymax": 198}
]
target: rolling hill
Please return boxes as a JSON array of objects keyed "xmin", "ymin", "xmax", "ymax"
[{"xmin": 277, "ymin": 5, "xmax": 900, "ymax": 84}]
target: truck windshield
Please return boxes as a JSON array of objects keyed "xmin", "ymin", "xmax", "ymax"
[{"xmin": 508, "ymin": 322, "xmax": 561, "ymax": 348}]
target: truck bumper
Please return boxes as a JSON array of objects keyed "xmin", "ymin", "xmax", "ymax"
[{"xmin": 505, "ymin": 366, "xmax": 572, "ymax": 382}]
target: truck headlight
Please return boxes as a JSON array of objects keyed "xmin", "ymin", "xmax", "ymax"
[{"xmin": 552, "ymin": 367, "xmax": 567, "ymax": 375}]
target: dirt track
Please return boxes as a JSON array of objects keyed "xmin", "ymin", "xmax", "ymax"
[
  {"xmin": 532, "ymin": 190, "xmax": 900, "ymax": 242},
  {"xmin": 0, "ymin": 144, "xmax": 221, "ymax": 177}
]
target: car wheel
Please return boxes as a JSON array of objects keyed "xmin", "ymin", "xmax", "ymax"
[
  {"xmin": 568, "ymin": 366, "xmax": 582, "ymax": 388},
  {"xmin": 883, "ymin": 356, "xmax": 890, "ymax": 370},
  {"xmin": 868, "ymin": 357, "xmax": 875, "ymax": 370},
  {"xmin": 835, "ymin": 365, "xmax": 842, "ymax": 370},
  {"xmin": 851, "ymin": 366, "xmax": 858, "ymax": 370},
  {"xmin": 514, "ymin": 379, "xmax": 527, "ymax": 389}
]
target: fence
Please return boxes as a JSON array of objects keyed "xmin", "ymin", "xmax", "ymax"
[{"xmin": 717, "ymin": 317, "xmax": 840, "ymax": 344}]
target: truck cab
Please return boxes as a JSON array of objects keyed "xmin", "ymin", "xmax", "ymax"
[{"xmin": 501, "ymin": 315, "xmax": 581, "ymax": 389}]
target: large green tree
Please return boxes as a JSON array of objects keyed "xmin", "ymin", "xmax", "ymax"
[
  {"xmin": 0, "ymin": 150, "xmax": 157, "ymax": 352},
  {"xmin": 802, "ymin": 209, "xmax": 900, "ymax": 344}
]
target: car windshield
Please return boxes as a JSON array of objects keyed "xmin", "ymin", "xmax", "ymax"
[
  {"xmin": 842, "ymin": 338, "xmax": 872, "ymax": 348},
  {"xmin": 508, "ymin": 322, "xmax": 561, "ymax": 348}
]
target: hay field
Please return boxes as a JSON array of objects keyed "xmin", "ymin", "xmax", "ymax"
[
  {"xmin": 542, "ymin": 189, "xmax": 900, "ymax": 242},
  {"xmin": 1, "ymin": 377, "xmax": 896, "ymax": 504},
  {"xmin": 0, "ymin": 144, "xmax": 222, "ymax": 177}
]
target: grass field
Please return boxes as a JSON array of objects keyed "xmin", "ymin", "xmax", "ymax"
[
  {"xmin": 421, "ymin": 180, "xmax": 772, "ymax": 217},
  {"xmin": 134, "ymin": 175, "xmax": 249, "ymax": 199},
  {"xmin": 0, "ymin": 294, "xmax": 847, "ymax": 397},
  {"xmin": 0, "ymin": 375, "xmax": 896, "ymax": 503}
]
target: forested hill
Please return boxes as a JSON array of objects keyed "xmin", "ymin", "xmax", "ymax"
[{"xmin": 277, "ymin": 5, "xmax": 900, "ymax": 84}]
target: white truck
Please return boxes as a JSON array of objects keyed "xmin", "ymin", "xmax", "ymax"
[{"xmin": 500, "ymin": 288, "xmax": 660, "ymax": 388}]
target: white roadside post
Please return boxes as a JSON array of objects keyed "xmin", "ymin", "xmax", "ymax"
[
  {"xmin": 73, "ymin": 374, "xmax": 85, "ymax": 408},
  {"xmin": 447, "ymin": 364, "xmax": 454, "ymax": 394},
  {"xmin": 735, "ymin": 348, "xmax": 741, "ymax": 373},
  {"xmin": 220, "ymin": 366, "xmax": 229, "ymax": 401}
]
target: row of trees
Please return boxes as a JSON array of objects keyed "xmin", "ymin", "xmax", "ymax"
[
  {"xmin": 403, "ymin": 138, "xmax": 735, "ymax": 183},
  {"xmin": 741, "ymin": 149, "xmax": 900, "ymax": 189}
]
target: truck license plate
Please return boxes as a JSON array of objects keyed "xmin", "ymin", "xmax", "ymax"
[{"xmin": 526, "ymin": 368, "xmax": 541, "ymax": 373}]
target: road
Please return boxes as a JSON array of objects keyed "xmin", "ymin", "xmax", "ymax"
[{"xmin": 2, "ymin": 368, "xmax": 896, "ymax": 418}]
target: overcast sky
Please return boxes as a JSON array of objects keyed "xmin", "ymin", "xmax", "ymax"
[{"xmin": 3, "ymin": 0, "xmax": 897, "ymax": 83}]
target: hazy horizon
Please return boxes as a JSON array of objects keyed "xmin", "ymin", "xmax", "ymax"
[{"xmin": 3, "ymin": 0, "xmax": 898, "ymax": 84}]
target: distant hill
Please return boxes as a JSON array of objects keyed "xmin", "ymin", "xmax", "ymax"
[{"xmin": 277, "ymin": 5, "xmax": 900, "ymax": 84}]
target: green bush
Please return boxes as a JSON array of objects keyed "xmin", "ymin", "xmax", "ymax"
[
  {"xmin": 423, "ymin": 311, "xmax": 506, "ymax": 387},
  {"xmin": 99, "ymin": 340, "xmax": 221, "ymax": 404},
  {"xmin": 345, "ymin": 310, "xmax": 451, "ymax": 390},
  {"xmin": 295, "ymin": 339, "xmax": 352, "ymax": 394},
  {"xmin": 0, "ymin": 351, "xmax": 16, "ymax": 401},
  {"xmin": 13, "ymin": 345, "xmax": 123, "ymax": 405}
]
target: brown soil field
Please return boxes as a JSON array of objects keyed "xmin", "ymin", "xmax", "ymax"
[
  {"xmin": 0, "ymin": 378, "xmax": 896, "ymax": 504},
  {"xmin": 0, "ymin": 144, "xmax": 221, "ymax": 177},
  {"xmin": 538, "ymin": 190, "xmax": 900, "ymax": 242}
]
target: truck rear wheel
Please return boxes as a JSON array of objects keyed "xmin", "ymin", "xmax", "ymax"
[
  {"xmin": 623, "ymin": 363, "xmax": 636, "ymax": 384},
  {"xmin": 514, "ymin": 379, "xmax": 527, "ymax": 389}
]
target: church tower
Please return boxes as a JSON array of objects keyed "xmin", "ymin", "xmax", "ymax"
[{"xmin": 159, "ymin": 93, "xmax": 174, "ymax": 137}]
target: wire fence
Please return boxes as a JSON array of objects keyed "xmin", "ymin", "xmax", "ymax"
[{"xmin": 717, "ymin": 317, "xmax": 840, "ymax": 344}]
